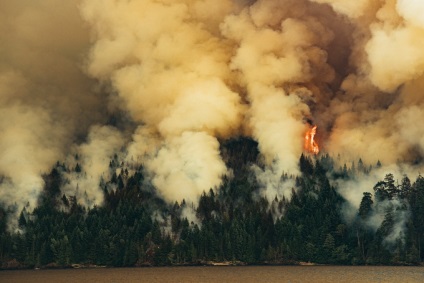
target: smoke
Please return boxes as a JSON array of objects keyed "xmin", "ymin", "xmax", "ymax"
[
  {"xmin": 147, "ymin": 132, "xmax": 227, "ymax": 204},
  {"xmin": 367, "ymin": 25, "xmax": 424, "ymax": 92},
  {"xmin": 2, "ymin": 0, "xmax": 424, "ymax": 226},
  {"xmin": 78, "ymin": 0, "xmax": 247, "ymax": 205},
  {"xmin": 382, "ymin": 201, "xmax": 410, "ymax": 247},
  {"xmin": 310, "ymin": 0, "xmax": 371, "ymax": 18},
  {"xmin": 323, "ymin": 0, "xmax": 424, "ymax": 166},
  {"xmin": 336, "ymin": 165, "xmax": 419, "ymax": 246},
  {"xmin": 221, "ymin": 3, "xmax": 336, "ymax": 172},
  {"xmin": 181, "ymin": 205, "xmax": 202, "ymax": 228},
  {"xmin": 337, "ymin": 164, "xmax": 415, "ymax": 220},
  {"xmin": 0, "ymin": 0, "xmax": 108, "ymax": 227},
  {"xmin": 253, "ymin": 164, "xmax": 296, "ymax": 205},
  {"xmin": 62, "ymin": 126, "xmax": 125, "ymax": 208},
  {"xmin": 397, "ymin": 0, "xmax": 424, "ymax": 28}
]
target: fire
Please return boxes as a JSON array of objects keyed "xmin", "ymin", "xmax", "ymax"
[{"xmin": 304, "ymin": 125, "xmax": 319, "ymax": 155}]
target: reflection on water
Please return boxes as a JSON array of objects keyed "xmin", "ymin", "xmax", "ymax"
[{"xmin": 1, "ymin": 266, "xmax": 424, "ymax": 283}]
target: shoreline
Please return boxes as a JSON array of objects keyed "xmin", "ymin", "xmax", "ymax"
[{"xmin": 1, "ymin": 260, "xmax": 422, "ymax": 271}]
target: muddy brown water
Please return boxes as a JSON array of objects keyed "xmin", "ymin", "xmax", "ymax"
[{"xmin": 1, "ymin": 266, "xmax": 424, "ymax": 283}]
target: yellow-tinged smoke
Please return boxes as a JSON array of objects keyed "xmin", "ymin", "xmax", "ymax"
[
  {"xmin": 0, "ymin": 0, "xmax": 108, "ymax": 227},
  {"xmin": 2, "ymin": 0, "xmax": 424, "ymax": 224}
]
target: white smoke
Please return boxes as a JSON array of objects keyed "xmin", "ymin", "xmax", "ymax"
[{"xmin": 61, "ymin": 126, "xmax": 125, "ymax": 208}]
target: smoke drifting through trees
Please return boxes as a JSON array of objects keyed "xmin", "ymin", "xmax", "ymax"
[
  {"xmin": 0, "ymin": 1, "xmax": 109, "ymax": 225},
  {"xmin": 1, "ymin": 0, "xmax": 424, "ymax": 228}
]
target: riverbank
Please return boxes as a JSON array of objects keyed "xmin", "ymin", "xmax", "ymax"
[{"xmin": 1, "ymin": 258, "xmax": 421, "ymax": 271}]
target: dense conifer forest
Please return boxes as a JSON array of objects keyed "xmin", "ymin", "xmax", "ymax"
[{"xmin": 1, "ymin": 138, "xmax": 424, "ymax": 268}]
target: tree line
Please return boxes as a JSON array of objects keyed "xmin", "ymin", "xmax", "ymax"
[{"xmin": 1, "ymin": 138, "xmax": 424, "ymax": 268}]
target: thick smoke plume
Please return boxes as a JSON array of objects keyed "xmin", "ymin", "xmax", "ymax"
[
  {"xmin": 1, "ymin": 0, "xmax": 424, "ymax": 227},
  {"xmin": 0, "ymin": 1, "xmax": 108, "ymax": 227}
]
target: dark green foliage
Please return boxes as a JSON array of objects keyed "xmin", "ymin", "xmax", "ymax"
[
  {"xmin": 359, "ymin": 192, "xmax": 373, "ymax": 220},
  {"xmin": 299, "ymin": 154, "xmax": 314, "ymax": 176},
  {"xmin": 75, "ymin": 163, "xmax": 82, "ymax": 173},
  {"xmin": 0, "ymin": 139, "xmax": 423, "ymax": 268},
  {"xmin": 374, "ymin": 173, "xmax": 398, "ymax": 201}
]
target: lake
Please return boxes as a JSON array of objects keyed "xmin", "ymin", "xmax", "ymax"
[{"xmin": 1, "ymin": 266, "xmax": 424, "ymax": 283}]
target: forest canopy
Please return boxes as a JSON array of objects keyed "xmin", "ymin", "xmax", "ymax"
[{"xmin": 1, "ymin": 139, "xmax": 423, "ymax": 268}]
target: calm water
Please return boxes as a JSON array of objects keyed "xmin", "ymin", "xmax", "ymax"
[{"xmin": 1, "ymin": 266, "xmax": 424, "ymax": 283}]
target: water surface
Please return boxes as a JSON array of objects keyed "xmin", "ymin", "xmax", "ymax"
[{"xmin": 1, "ymin": 266, "xmax": 424, "ymax": 283}]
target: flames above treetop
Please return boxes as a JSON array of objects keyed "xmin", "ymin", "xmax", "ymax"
[{"xmin": 304, "ymin": 125, "xmax": 319, "ymax": 155}]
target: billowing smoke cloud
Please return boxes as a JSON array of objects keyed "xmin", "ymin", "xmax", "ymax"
[
  {"xmin": 79, "ymin": 0, "xmax": 245, "ymax": 204},
  {"xmin": 320, "ymin": 0, "xmax": 424, "ymax": 166},
  {"xmin": 0, "ymin": 0, "xmax": 108, "ymax": 227},
  {"xmin": 2, "ymin": 0, "xmax": 424, "ymax": 227},
  {"xmin": 310, "ymin": 0, "xmax": 371, "ymax": 18}
]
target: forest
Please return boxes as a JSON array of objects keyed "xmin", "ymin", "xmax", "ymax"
[{"xmin": 1, "ymin": 138, "xmax": 424, "ymax": 269}]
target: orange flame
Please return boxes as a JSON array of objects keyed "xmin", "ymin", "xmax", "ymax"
[{"xmin": 304, "ymin": 125, "xmax": 319, "ymax": 155}]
